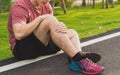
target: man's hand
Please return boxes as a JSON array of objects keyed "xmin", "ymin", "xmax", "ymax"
[{"xmin": 55, "ymin": 22, "xmax": 67, "ymax": 34}]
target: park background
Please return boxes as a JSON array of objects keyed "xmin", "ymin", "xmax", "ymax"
[{"xmin": 0, "ymin": 0, "xmax": 120, "ymax": 61}]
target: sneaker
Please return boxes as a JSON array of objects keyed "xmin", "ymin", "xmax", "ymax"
[
  {"xmin": 67, "ymin": 52, "xmax": 101, "ymax": 63},
  {"xmin": 70, "ymin": 58, "xmax": 104, "ymax": 75},
  {"xmin": 82, "ymin": 52, "xmax": 101, "ymax": 63}
]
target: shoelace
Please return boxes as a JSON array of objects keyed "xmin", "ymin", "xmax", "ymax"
[
  {"xmin": 86, "ymin": 58, "xmax": 97, "ymax": 66},
  {"xmin": 76, "ymin": 58, "xmax": 97, "ymax": 71}
]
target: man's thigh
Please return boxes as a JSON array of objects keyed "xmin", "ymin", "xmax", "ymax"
[{"xmin": 33, "ymin": 19, "xmax": 50, "ymax": 46}]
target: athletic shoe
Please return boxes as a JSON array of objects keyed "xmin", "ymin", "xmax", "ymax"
[
  {"xmin": 67, "ymin": 52, "xmax": 101, "ymax": 63},
  {"xmin": 70, "ymin": 58, "xmax": 104, "ymax": 75}
]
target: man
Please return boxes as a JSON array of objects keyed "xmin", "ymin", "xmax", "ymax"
[{"xmin": 8, "ymin": 0, "xmax": 104, "ymax": 74}]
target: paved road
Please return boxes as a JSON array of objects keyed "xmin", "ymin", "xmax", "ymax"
[{"xmin": 0, "ymin": 28, "xmax": 120, "ymax": 75}]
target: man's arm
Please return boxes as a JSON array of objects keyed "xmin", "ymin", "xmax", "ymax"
[{"xmin": 13, "ymin": 15, "xmax": 49, "ymax": 40}]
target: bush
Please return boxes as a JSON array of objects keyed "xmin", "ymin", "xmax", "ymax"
[{"xmin": 0, "ymin": 0, "xmax": 11, "ymax": 13}]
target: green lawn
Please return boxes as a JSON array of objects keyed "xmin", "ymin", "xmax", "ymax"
[
  {"xmin": 0, "ymin": 2, "xmax": 120, "ymax": 61},
  {"xmin": 0, "ymin": 13, "xmax": 13, "ymax": 61}
]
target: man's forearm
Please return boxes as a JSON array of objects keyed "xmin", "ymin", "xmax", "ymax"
[{"xmin": 13, "ymin": 15, "xmax": 47, "ymax": 40}]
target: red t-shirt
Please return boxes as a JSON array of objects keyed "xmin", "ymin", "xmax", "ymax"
[{"xmin": 8, "ymin": 0, "xmax": 53, "ymax": 51}]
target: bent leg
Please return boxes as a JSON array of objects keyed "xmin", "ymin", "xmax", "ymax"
[
  {"xmin": 33, "ymin": 17, "xmax": 51, "ymax": 46},
  {"xmin": 33, "ymin": 15, "xmax": 79, "ymax": 57},
  {"xmin": 66, "ymin": 29, "xmax": 82, "ymax": 52}
]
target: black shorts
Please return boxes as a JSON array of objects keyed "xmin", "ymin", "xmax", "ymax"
[{"xmin": 13, "ymin": 33, "xmax": 60, "ymax": 60}]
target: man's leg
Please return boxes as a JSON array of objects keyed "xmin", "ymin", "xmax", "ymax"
[
  {"xmin": 66, "ymin": 29, "xmax": 101, "ymax": 63},
  {"xmin": 33, "ymin": 14, "xmax": 95, "ymax": 58},
  {"xmin": 33, "ymin": 15, "xmax": 104, "ymax": 74},
  {"xmin": 33, "ymin": 15, "xmax": 79, "ymax": 58},
  {"xmin": 33, "ymin": 15, "xmax": 100, "ymax": 62},
  {"xmin": 66, "ymin": 29, "xmax": 82, "ymax": 52}
]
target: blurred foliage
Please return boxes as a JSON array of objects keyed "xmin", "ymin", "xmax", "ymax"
[
  {"xmin": 0, "ymin": 0, "xmax": 74, "ymax": 12},
  {"xmin": 0, "ymin": 0, "xmax": 11, "ymax": 13},
  {"xmin": 54, "ymin": 0, "xmax": 74, "ymax": 7}
]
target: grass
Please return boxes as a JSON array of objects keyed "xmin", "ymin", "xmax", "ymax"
[
  {"xmin": 54, "ymin": 2, "xmax": 120, "ymax": 37},
  {"xmin": 0, "ymin": 13, "xmax": 13, "ymax": 61},
  {"xmin": 0, "ymin": 2, "xmax": 120, "ymax": 61}
]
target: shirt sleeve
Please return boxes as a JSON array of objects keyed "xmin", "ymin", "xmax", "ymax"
[
  {"xmin": 46, "ymin": 3, "xmax": 53, "ymax": 15},
  {"xmin": 10, "ymin": 5, "xmax": 28, "ymax": 25}
]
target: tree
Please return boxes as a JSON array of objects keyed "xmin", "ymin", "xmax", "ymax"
[
  {"xmin": 50, "ymin": 0, "xmax": 67, "ymax": 14},
  {"xmin": 109, "ymin": 0, "xmax": 114, "ymax": 8},
  {"xmin": 82, "ymin": 0, "xmax": 87, "ymax": 6},
  {"xmin": 102, "ymin": 0, "xmax": 105, "ymax": 8},
  {"xmin": 61, "ymin": 0, "xmax": 67, "ymax": 14},
  {"xmin": 92, "ymin": 0, "xmax": 95, "ymax": 8},
  {"xmin": 105, "ymin": 0, "xmax": 109, "ymax": 8}
]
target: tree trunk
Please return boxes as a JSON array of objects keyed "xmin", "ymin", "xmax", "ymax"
[
  {"xmin": 109, "ymin": 0, "xmax": 112, "ymax": 3},
  {"xmin": 106, "ymin": 0, "xmax": 109, "ymax": 8},
  {"xmin": 109, "ymin": 0, "xmax": 114, "ymax": 8},
  {"xmin": 92, "ymin": 0, "xmax": 95, "ymax": 8},
  {"xmin": 61, "ymin": 0, "xmax": 67, "ymax": 14},
  {"xmin": 102, "ymin": 0, "xmax": 105, "ymax": 8},
  {"xmin": 111, "ymin": 0, "xmax": 114, "ymax": 8},
  {"xmin": 82, "ymin": 0, "xmax": 87, "ymax": 6}
]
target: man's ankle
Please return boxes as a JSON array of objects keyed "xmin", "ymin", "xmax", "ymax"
[{"xmin": 72, "ymin": 52, "xmax": 85, "ymax": 62}]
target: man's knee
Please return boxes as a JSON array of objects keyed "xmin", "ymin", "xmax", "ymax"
[
  {"xmin": 68, "ymin": 29, "xmax": 78, "ymax": 35},
  {"xmin": 36, "ymin": 15, "xmax": 55, "ymax": 29},
  {"xmin": 67, "ymin": 29, "xmax": 79, "ymax": 38},
  {"xmin": 45, "ymin": 14, "xmax": 55, "ymax": 21},
  {"xmin": 41, "ymin": 15, "xmax": 56, "ymax": 26}
]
